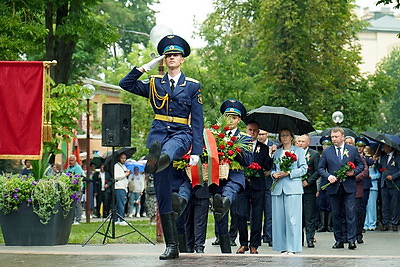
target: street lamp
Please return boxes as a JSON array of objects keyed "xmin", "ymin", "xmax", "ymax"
[
  {"xmin": 82, "ymin": 83, "xmax": 96, "ymax": 223},
  {"xmin": 332, "ymin": 111, "xmax": 344, "ymax": 126}
]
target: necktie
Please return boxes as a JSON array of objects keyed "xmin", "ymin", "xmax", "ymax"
[
  {"xmin": 337, "ymin": 147, "xmax": 341, "ymax": 161},
  {"xmin": 170, "ymin": 79, "xmax": 175, "ymax": 90}
]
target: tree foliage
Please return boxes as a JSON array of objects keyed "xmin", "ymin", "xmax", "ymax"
[
  {"xmin": 372, "ymin": 48, "xmax": 400, "ymax": 134},
  {"xmin": 195, "ymin": 0, "xmax": 387, "ymax": 131}
]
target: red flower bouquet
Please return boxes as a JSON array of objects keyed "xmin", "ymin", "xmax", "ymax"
[
  {"xmin": 244, "ymin": 162, "xmax": 262, "ymax": 178},
  {"xmin": 271, "ymin": 151, "xmax": 297, "ymax": 191},
  {"xmin": 321, "ymin": 161, "xmax": 356, "ymax": 190}
]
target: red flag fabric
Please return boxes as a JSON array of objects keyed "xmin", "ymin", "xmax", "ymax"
[{"xmin": 0, "ymin": 61, "xmax": 45, "ymax": 159}]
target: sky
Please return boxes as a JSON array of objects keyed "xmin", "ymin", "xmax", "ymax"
[
  {"xmin": 151, "ymin": 0, "xmax": 214, "ymax": 48},
  {"xmin": 152, "ymin": 0, "xmax": 398, "ymax": 48}
]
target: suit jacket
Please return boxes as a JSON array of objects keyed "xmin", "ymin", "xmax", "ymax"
[
  {"xmin": 92, "ymin": 171, "xmax": 112, "ymax": 194},
  {"xmin": 355, "ymin": 154, "xmax": 369, "ymax": 198},
  {"xmin": 246, "ymin": 140, "xmax": 273, "ymax": 191},
  {"xmin": 270, "ymin": 145, "xmax": 307, "ymax": 195},
  {"xmin": 377, "ymin": 152, "xmax": 400, "ymax": 189},
  {"xmin": 225, "ymin": 129, "xmax": 253, "ymax": 189},
  {"xmin": 119, "ymin": 68, "xmax": 204, "ymax": 155},
  {"xmin": 303, "ymin": 148, "xmax": 320, "ymax": 194},
  {"xmin": 318, "ymin": 144, "xmax": 364, "ymax": 194}
]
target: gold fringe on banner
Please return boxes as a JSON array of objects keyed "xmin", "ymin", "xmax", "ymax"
[{"xmin": 42, "ymin": 60, "xmax": 57, "ymax": 143}]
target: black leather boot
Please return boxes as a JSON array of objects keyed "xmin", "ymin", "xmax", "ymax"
[
  {"xmin": 177, "ymin": 233, "xmax": 189, "ymax": 253},
  {"xmin": 213, "ymin": 194, "xmax": 230, "ymax": 221},
  {"xmin": 145, "ymin": 142, "xmax": 161, "ymax": 174},
  {"xmin": 219, "ymin": 234, "xmax": 232, "ymax": 253},
  {"xmin": 159, "ymin": 212, "xmax": 179, "ymax": 260},
  {"xmin": 172, "ymin": 192, "xmax": 188, "ymax": 217}
]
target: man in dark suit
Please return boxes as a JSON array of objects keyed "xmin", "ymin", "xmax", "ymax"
[
  {"xmin": 92, "ymin": 163, "xmax": 112, "ymax": 218},
  {"xmin": 258, "ymin": 129, "xmax": 274, "ymax": 246},
  {"xmin": 318, "ymin": 127, "xmax": 364, "ymax": 250},
  {"xmin": 375, "ymin": 144, "xmax": 400, "ymax": 231},
  {"xmin": 296, "ymin": 134, "xmax": 320, "ymax": 248},
  {"xmin": 236, "ymin": 121, "xmax": 273, "ymax": 254}
]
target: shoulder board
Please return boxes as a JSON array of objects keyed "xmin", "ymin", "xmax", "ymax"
[
  {"xmin": 150, "ymin": 75, "xmax": 164, "ymax": 79},
  {"xmin": 186, "ymin": 77, "xmax": 200, "ymax": 83}
]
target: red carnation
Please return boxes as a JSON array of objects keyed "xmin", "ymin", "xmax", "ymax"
[
  {"xmin": 227, "ymin": 141, "xmax": 234, "ymax": 146},
  {"xmin": 227, "ymin": 150, "xmax": 235, "ymax": 156},
  {"xmin": 212, "ymin": 125, "xmax": 220, "ymax": 129},
  {"xmin": 235, "ymin": 147, "xmax": 242, "ymax": 153},
  {"xmin": 230, "ymin": 136, "xmax": 237, "ymax": 141},
  {"xmin": 223, "ymin": 126, "xmax": 230, "ymax": 131},
  {"xmin": 218, "ymin": 152, "xmax": 225, "ymax": 156},
  {"xmin": 380, "ymin": 168, "xmax": 387, "ymax": 172},
  {"xmin": 218, "ymin": 133, "xmax": 225, "ymax": 138},
  {"xmin": 285, "ymin": 151, "xmax": 291, "ymax": 157},
  {"xmin": 219, "ymin": 144, "xmax": 226, "ymax": 150},
  {"xmin": 348, "ymin": 161, "xmax": 356, "ymax": 169},
  {"xmin": 290, "ymin": 154, "xmax": 297, "ymax": 161}
]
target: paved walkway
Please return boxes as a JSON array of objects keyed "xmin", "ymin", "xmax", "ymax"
[{"xmin": 1, "ymin": 230, "xmax": 400, "ymax": 266}]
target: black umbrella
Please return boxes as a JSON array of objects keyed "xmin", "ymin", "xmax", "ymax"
[
  {"xmin": 243, "ymin": 106, "xmax": 315, "ymax": 135},
  {"xmin": 320, "ymin": 127, "xmax": 358, "ymax": 138},
  {"xmin": 309, "ymin": 135, "xmax": 322, "ymax": 148},
  {"xmin": 104, "ymin": 147, "xmax": 137, "ymax": 172},
  {"xmin": 91, "ymin": 154, "xmax": 105, "ymax": 168},
  {"xmin": 361, "ymin": 131, "xmax": 400, "ymax": 151}
]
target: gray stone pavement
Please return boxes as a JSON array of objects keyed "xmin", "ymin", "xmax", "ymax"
[{"xmin": 1, "ymin": 229, "xmax": 400, "ymax": 266}]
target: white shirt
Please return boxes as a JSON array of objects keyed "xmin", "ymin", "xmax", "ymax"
[{"xmin": 168, "ymin": 72, "xmax": 182, "ymax": 88}]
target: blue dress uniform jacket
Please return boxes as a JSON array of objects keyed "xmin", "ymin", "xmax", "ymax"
[
  {"xmin": 228, "ymin": 129, "xmax": 253, "ymax": 189},
  {"xmin": 119, "ymin": 67, "xmax": 204, "ymax": 157}
]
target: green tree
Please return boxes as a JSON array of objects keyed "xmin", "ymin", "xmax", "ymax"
[{"xmin": 372, "ymin": 48, "xmax": 400, "ymax": 134}]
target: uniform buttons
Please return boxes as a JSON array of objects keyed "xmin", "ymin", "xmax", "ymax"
[
  {"xmin": 167, "ymin": 126, "xmax": 170, "ymax": 129},
  {"xmin": 169, "ymin": 109, "xmax": 172, "ymax": 111},
  {"xmin": 169, "ymin": 100, "xmax": 173, "ymax": 102}
]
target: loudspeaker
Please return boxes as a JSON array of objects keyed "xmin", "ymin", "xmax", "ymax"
[{"xmin": 102, "ymin": 104, "xmax": 131, "ymax": 147}]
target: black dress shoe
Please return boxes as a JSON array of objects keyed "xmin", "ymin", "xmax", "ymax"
[
  {"xmin": 230, "ymin": 240, "xmax": 237, "ymax": 246},
  {"xmin": 195, "ymin": 247, "xmax": 204, "ymax": 253},
  {"xmin": 348, "ymin": 242, "xmax": 357, "ymax": 250},
  {"xmin": 212, "ymin": 238, "xmax": 220, "ymax": 246},
  {"xmin": 356, "ymin": 237, "xmax": 364, "ymax": 244},
  {"xmin": 381, "ymin": 225, "xmax": 389, "ymax": 231},
  {"xmin": 393, "ymin": 225, "xmax": 398, "ymax": 231},
  {"xmin": 332, "ymin": 241, "xmax": 344, "ymax": 249},
  {"xmin": 307, "ymin": 241, "xmax": 315, "ymax": 248}
]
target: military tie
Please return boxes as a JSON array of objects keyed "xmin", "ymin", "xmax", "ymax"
[{"xmin": 170, "ymin": 79, "xmax": 175, "ymax": 90}]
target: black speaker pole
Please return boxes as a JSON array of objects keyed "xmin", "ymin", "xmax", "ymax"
[{"xmin": 82, "ymin": 146, "xmax": 155, "ymax": 246}]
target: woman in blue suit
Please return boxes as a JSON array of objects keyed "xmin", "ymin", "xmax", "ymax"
[{"xmin": 271, "ymin": 127, "xmax": 307, "ymax": 254}]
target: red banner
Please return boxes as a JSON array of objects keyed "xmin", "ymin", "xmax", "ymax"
[{"xmin": 0, "ymin": 61, "xmax": 45, "ymax": 159}]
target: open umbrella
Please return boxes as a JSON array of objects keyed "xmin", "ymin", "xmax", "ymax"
[
  {"xmin": 309, "ymin": 135, "xmax": 322, "ymax": 148},
  {"xmin": 104, "ymin": 147, "xmax": 137, "ymax": 172},
  {"xmin": 320, "ymin": 127, "xmax": 358, "ymax": 138},
  {"xmin": 91, "ymin": 153, "xmax": 105, "ymax": 168},
  {"xmin": 243, "ymin": 106, "xmax": 315, "ymax": 135},
  {"xmin": 361, "ymin": 131, "xmax": 400, "ymax": 151}
]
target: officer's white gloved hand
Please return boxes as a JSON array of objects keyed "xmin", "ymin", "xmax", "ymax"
[
  {"xmin": 141, "ymin": 55, "xmax": 165, "ymax": 72},
  {"xmin": 189, "ymin": 155, "xmax": 200, "ymax": 166}
]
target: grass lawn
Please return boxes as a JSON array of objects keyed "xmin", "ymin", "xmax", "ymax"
[{"xmin": 0, "ymin": 212, "xmax": 216, "ymax": 245}]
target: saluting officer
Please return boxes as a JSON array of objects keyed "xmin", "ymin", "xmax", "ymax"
[
  {"xmin": 119, "ymin": 35, "xmax": 204, "ymax": 260},
  {"xmin": 210, "ymin": 99, "xmax": 253, "ymax": 253}
]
